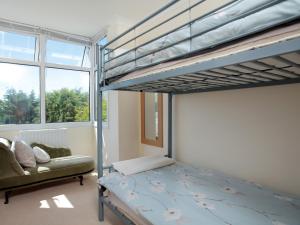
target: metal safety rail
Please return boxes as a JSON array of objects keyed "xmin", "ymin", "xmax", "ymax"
[{"xmin": 97, "ymin": 0, "xmax": 300, "ymax": 88}]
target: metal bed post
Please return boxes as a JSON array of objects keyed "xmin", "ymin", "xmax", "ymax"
[
  {"xmin": 96, "ymin": 44, "xmax": 104, "ymax": 222},
  {"xmin": 168, "ymin": 93, "xmax": 173, "ymax": 158}
]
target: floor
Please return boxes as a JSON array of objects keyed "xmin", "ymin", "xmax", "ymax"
[{"xmin": 0, "ymin": 173, "xmax": 124, "ymax": 225}]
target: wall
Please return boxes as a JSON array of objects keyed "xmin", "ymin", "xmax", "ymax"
[
  {"xmin": 98, "ymin": 91, "xmax": 120, "ymax": 166},
  {"xmin": 95, "ymin": 90, "xmax": 140, "ymax": 165},
  {"xmin": 118, "ymin": 91, "xmax": 140, "ymax": 160},
  {"xmin": 175, "ymin": 83, "xmax": 300, "ymax": 195}
]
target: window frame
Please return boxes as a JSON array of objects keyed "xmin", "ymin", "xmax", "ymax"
[
  {"xmin": 0, "ymin": 27, "xmax": 106, "ymax": 130},
  {"xmin": 45, "ymin": 37, "xmax": 92, "ymax": 70},
  {"xmin": 0, "ymin": 28, "xmax": 40, "ymax": 127},
  {"xmin": 0, "ymin": 27, "xmax": 39, "ymax": 64},
  {"xmin": 0, "ymin": 62, "xmax": 41, "ymax": 125},
  {"xmin": 44, "ymin": 67, "xmax": 91, "ymax": 123}
]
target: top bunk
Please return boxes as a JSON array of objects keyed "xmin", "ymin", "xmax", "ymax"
[{"xmin": 98, "ymin": 0, "xmax": 300, "ymax": 94}]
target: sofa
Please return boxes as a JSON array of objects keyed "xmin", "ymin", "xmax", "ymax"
[{"xmin": 0, "ymin": 137, "xmax": 95, "ymax": 204}]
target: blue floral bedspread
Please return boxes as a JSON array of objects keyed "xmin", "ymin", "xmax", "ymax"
[{"xmin": 99, "ymin": 163, "xmax": 300, "ymax": 225}]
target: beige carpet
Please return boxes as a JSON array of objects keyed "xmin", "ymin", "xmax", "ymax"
[{"xmin": 0, "ymin": 174, "xmax": 124, "ymax": 225}]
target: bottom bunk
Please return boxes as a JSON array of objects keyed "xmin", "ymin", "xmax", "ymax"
[
  {"xmin": 102, "ymin": 192, "xmax": 151, "ymax": 225},
  {"xmin": 99, "ymin": 161, "xmax": 300, "ymax": 225}
]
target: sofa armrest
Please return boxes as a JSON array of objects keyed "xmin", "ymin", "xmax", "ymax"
[
  {"xmin": 31, "ymin": 143, "xmax": 72, "ymax": 159},
  {"xmin": 0, "ymin": 139, "xmax": 24, "ymax": 179}
]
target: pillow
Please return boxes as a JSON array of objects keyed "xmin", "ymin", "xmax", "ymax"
[
  {"xmin": 33, "ymin": 146, "xmax": 50, "ymax": 163},
  {"xmin": 11, "ymin": 141, "xmax": 36, "ymax": 168}
]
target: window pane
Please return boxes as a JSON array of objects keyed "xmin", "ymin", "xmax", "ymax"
[
  {"xmin": 94, "ymin": 72, "xmax": 108, "ymax": 123},
  {"xmin": 0, "ymin": 63, "xmax": 40, "ymax": 124},
  {"xmin": 0, "ymin": 31, "xmax": 37, "ymax": 61},
  {"xmin": 94, "ymin": 92, "xmax": 108, "ymax": 123},
  {"xmin": 99, "ymin": 37, "xmax": 108, "ymax": 46},
  {"xmin": 102, "ymin": 92, "xmax": 108, "ymax": 123},
  {"xmin": 46, "ymin": 40, "xmax": 91, "ymax": 67},
  {"xmin": 45, "ymin": 68, "xmax": 90, "ymax": 123}
]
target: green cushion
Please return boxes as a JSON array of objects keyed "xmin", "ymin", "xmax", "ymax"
[
  {"xmin": 0, "ymin": 155, "xmax": 95, "ymax": 190},
  {"xmin": 0, "ymin": 137, "xmax": 25, "ymax": 178},
  {"xmin": 30, "ymin": 143, "xmax": 72, "ymax": 159}
]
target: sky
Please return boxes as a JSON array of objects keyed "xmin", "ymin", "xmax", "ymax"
[{"xmin": 0, "ymin": 31, "xmax": 90, "ymax": 99}]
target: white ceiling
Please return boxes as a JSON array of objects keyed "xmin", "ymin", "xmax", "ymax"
[{"xmin": 0, "ymin": 0, "xmax": 168, "ymax": 39}]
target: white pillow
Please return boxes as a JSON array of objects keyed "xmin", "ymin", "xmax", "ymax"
[
  {"xmin": 33, "ymin": 146, "xmax": 50, "ymax": 163},
  {"xmin": 12, "ymin": 141, "xmax": 36, "ymax": 168}
]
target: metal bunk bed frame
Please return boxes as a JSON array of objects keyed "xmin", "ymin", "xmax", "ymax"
[{"xmin": 96, "ymin": 0, "xmax": 300, "ymax": 223}]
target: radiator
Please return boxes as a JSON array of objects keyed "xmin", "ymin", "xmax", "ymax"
[{"xmin": 18, "ymin": 128, "xmax": 68, "ymax": 148}]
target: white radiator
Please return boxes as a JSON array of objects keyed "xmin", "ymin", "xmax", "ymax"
[{"xmin": 18, "ymin": 128, "xmax": 68, "ymax": 148}]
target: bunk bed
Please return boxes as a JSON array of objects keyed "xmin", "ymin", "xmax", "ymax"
[{"xmin": 96, "ymin": 0, "xmax": 300, "ymax": 224}]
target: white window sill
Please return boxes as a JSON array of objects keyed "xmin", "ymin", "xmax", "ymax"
[
  {"xmin": 0, "ymin": 122, "xmax": 93, "ymax": 131},
  {"xmin": 93, "ymin": 121, "xmax": 109, "ymax": 129},
  {"xmin": 0, "ymin": 121, "xmax": 109, "ymax": 131}
]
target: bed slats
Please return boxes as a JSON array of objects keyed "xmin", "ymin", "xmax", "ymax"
[{"xmin": 117, "ymin": 52, "xmax": 300, "ymax": 94}]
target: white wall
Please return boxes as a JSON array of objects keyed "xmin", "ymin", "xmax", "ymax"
[
  {"xmin": 118, "ymin": 91, "xmax": 140, "ymax": 160},
  {"xmin": 96, "ymin": 90, "xmax": 140, "ymax": 166},
  {"xmin": 175, "ymin": 83, "xmax": 300, "ymax": 195},
  {"xmin": 100, "ymin": 91, "xmax": 120, "ymax": 166}
]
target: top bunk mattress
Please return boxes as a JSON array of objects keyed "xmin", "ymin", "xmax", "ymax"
[
  {"xmin": 99, "ymin": 162, "xmax": 300, "ymax": 225},
  {"xmin": 105, "ymin": 22, "xmax": 300, "ymax": 91},
  {"xmin": 104, "ymin": 0, "xmax": 300, "ymax": 80}
]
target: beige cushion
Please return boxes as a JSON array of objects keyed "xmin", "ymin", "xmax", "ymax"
[
  {"xmin": 33, "ymin": 146, "xmax": 50, "ymax": 163},
  {"xmin": 12, "ymin": 141, "xmax": 36, "ymax": 168}
]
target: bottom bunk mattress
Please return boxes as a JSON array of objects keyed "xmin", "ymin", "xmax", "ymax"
[{"xmin": 99, "ymin": 163, "xmax": 300, "ymax": 225}]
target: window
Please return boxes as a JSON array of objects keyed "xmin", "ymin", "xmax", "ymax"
[
  {"xmin": 0, "ymin": 31, "xmax": 37, "ymax": 61},
  {"xmin": 0, "ymin": 27, "xmax": 95, "ymax": 127},
  {"xmin": 46, "ymin": 39, "xmax": 90, "ymax": 67},
  {"xmin": 45, "ymin": 68, "xmax": 90, "ymax": 123},
  {"xmin": 0, "ymin": 63, "xmax": 40, "ymax": 124},
  {"xmin": 45, "ymin": 39, "xmax": 92, "ymax": 124}
]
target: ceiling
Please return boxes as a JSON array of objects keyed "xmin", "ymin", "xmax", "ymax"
[{"xmin": 0, "ymin": 0, "xmax": 168, "ymax": 39}]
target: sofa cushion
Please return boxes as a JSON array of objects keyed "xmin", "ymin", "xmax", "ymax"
[
  {"xmin": 12, "ymin": 141, "xmax": 36, "ymax": 168},
  {"xmin": 33, "ymin": 146, "xmax": 51, "ymax": 163},
  {"xmin": 31, "ymin": 143, "xmax": 71, "ymax": 159},
  {"xmin": 0, "ymin": 138, "xmax": 25, "ymax": 178},
  {"xmin": 0, "ymin": 155, "xmax": 95, "ymax": 190}
]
